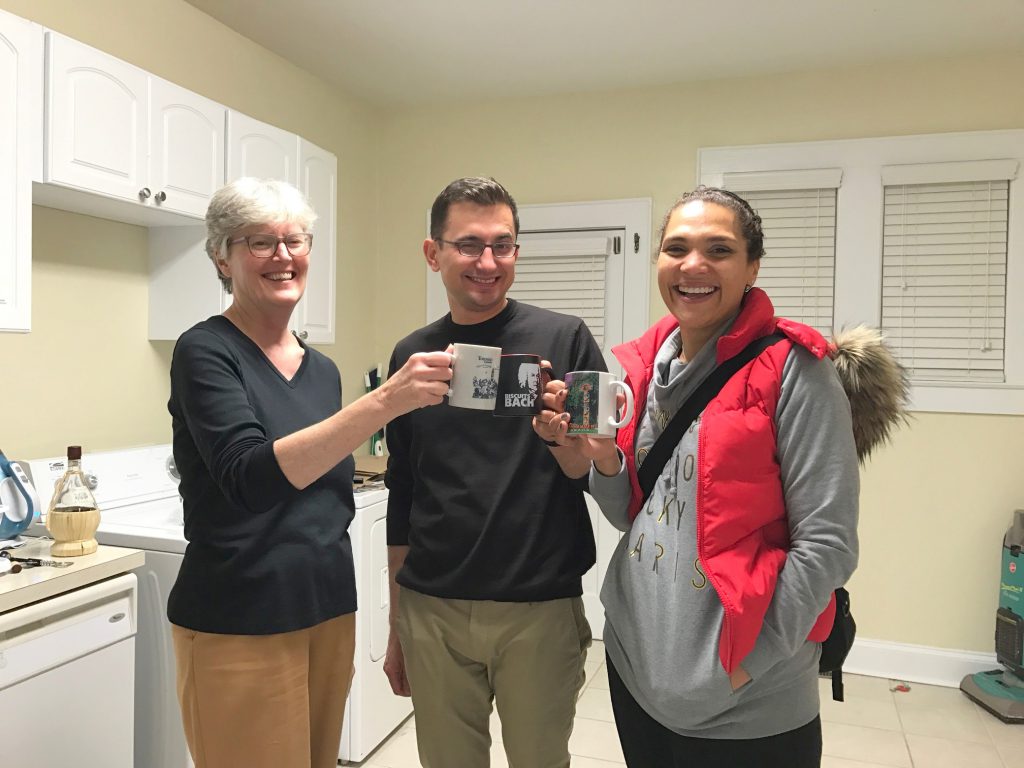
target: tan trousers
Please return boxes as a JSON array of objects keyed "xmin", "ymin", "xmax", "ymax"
[
  {"xmin": 398, "ymin": 588, "xmax": 592, "ymax": 768},
  {"xmin": 171, "ymin": 612, "xmax": 355, "ymax": 768}
]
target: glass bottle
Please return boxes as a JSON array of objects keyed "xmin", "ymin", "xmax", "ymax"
[{"xmin": 46, "ymin": 445, "xmax": 101, "ymax": 557}]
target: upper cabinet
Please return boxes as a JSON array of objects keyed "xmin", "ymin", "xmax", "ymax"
[
  {"xmin": 295, "ymin": 139, "xmax": 337, "ymax": 344},
  {"xmin": 226, "ymin": 111, "xmax": 298, "ymax": 185},
  {"xmin": 0, "ymin": 13, "xmax": 338, "ymax": 342},
  {"xmin": 40, "ymin": 33, "xmax": 225, "ymax": 223},
  {"xmin": 0, "ymin": 10, "xmax": 42, "ymax": 332}
]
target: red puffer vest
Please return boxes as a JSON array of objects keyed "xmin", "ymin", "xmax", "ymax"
[{"xmin": 611, "ymin": 288, "xmax": 836, "ymax": 674}]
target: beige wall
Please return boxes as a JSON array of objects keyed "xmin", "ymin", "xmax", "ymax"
[
  {"xmin": 2, "ymin": 0, "xmax": 1022, "ymax": 656},
  {"xmin": 0, "ymin": 0, "xmax": 381, "ymax": 458},
  {"xmin": 373, "ymin": 51, "xmax": 1024, "ymax": 653}
]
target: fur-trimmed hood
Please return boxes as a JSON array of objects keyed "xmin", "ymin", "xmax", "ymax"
[{"xmin": 829, "ymin": 325, "xmax": 911, "ymax": 462}]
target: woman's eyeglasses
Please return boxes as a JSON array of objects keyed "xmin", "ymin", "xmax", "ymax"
[{"xmin": 227, "ymin": 233, "xmax": 313, "ymax": 258}]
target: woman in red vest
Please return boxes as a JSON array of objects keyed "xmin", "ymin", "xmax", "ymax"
[{"xmin": 535, "ymin": 187, "xmax": 882, "ymax": 767}]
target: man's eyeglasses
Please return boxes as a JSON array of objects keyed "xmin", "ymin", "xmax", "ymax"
[
  {"xmin": 227, "ymin": 233, "xmax": 313, "ymax": 258},
  {"xmin": 436, "ymin": 239, "xmax": 520, "ymax": 259}
]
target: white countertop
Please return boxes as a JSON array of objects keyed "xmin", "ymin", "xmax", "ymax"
[{"xmin": 0, "ymin": 537, "xmax": 144, "ymax": 615}]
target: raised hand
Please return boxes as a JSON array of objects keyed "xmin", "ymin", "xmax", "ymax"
[{"xmin": 378, "ymin": 346, "xmax": 453, "ymax": 417}]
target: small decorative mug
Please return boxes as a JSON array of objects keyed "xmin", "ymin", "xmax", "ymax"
[
  {"xmin": 448, "ymin": 343, "xmax": 502, "ymax": 410},
  {"xmin": 564, "ymin": 371, "xmax": 634, "ymax": 438}
]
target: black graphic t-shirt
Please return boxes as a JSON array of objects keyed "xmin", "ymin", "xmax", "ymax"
[{"xmin": 385, "ymin": 300, "xmax": 605, "ymax": 601}]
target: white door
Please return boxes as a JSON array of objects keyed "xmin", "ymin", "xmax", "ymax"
[
  {"xmin": 0, "ymin": 10, "xmax": 39, "ymax": 333},
  {"xmin": 295, "ymin": 139, "xmax": 337, "ymax": 344},
  {"xmin": 150, "ymin": 77, "xmax": 225, "ymax": 218},
  {"xmin": 46, "ymin": 33, "xmax": 149, "ymax": 202},
  {"xmin": 512, "ymin": 229, "xmax": 626, "ymax": 632},
  {"xmin": 226, "ymin": 110, "xmax": 298, "ymax": 184},
  {"xmin": 425, "ymin": 198, "xmax": 652, "ymax": 637}
]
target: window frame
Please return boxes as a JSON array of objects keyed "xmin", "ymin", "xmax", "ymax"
[{"xmin": 698, "ymin": 129, "xmax": 1024, "ymax": 415}]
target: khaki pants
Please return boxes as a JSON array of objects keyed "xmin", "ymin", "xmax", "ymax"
[
  {"xmin": 171, "ymin": 612, "xmax": 355, "ymax": 768},
  {"xmin": 398, "ymin": 588, "xmax": 592, "ymax": 768}
]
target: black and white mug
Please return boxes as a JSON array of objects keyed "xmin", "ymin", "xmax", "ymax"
[
  {"xmin": 448, "ymin": 343, "xmax": 502, "ymax": 410},
  {"xmin": 493, "ymin": 354, "xmax": 553, "ymax": 417}
]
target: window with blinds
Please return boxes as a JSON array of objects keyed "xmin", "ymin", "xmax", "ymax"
[
  {"xmin": 721, "ymin": 169, "xmax": 841, "ymax": 335},
  {"xmin": 741, "ymin": 188, "xmax": 837, "ymax": 333},
  {"xmin": 881, "ymin": 179, "xmax": 1009, "ymax": 383},
  {"xmin": 508, "ymin": 235, "xmax": 611, "ymax": 347}
]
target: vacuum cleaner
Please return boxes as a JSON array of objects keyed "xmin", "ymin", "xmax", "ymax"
[{"xmin": 961, "ymin": 508, "xmax": 1024, "ymax": 723}]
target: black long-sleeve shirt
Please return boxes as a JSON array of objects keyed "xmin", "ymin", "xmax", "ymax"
[
  {"xmin": 385, "ymin": 300, "xmax": 605, "ymax": 601},
  {"xmin": 167, "ymin": 315, "xmax": 356, "ymax": 634}
]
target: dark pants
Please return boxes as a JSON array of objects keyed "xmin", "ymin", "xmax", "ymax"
[{"xmin": 607, "ymin": 653, "xmax": 822, "ymax": 768}]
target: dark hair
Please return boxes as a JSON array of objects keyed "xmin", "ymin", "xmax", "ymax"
[
  {"xmin": 429, "ymin": 177, "xmax": 519, "ymax": 240},
  {"xmin": 657, "ymin": 185, "xmax": 765, "ymax": 262}
]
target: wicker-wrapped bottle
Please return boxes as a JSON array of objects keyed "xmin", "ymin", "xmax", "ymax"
[{"xmin": 46, "ymin": 445, "xmax": 100, "ymax": 556}]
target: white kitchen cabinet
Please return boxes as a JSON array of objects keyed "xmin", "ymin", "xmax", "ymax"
[
  {"xmin": 226, "ymin": 110, "xmax": 299, "ymax": 184},
  {"xmin": 147, "ymin": 76, "xmax": 225, "ymax": 218},
  {"xmin": 148, "ymin": 226, "xmax": 231, "ymax": 341},
  {"xmin": 295, "ymin": 139, "xmax": 337, "ymax": 344},
  {"xmin": 42, "ymin": 32, "xmax": 224, "ymax": 223},
  {"xmin": 0, "ymin": 10, "xmax": 41, "ymax": 333}
]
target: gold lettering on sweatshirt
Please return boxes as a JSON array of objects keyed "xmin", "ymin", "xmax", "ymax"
[
  {"xmin": 682, "ymin": 453, "xmax": 695, "ymax": 482},
  {"xmin": 629, "ymin": 533, "xmax": 645, "ymax": 560},
  {"xmin": 652, "ymin": 543, "xmax": 664, "ymax": 572},
  {"xmin": 692, "ymin": 559, "xmax": 708, "ymax": 589},
  {"xmin": 658, "ymin": 497, "xmax": 681, "ymax": 525}
]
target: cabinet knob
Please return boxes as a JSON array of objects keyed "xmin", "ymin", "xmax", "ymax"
[
  {"xmin": 138, "ymin": 187, "xmax": 152, "ymax": 200},
  {"xmin": 155, "ymin": 191, "xmax": 167, "ymax": 203},
  {"xmin": 298, "ymin": 330, "xmax": 309, "ymax": 340}
]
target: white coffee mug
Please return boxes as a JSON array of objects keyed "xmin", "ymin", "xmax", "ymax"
[
  {"xmin": 564, "ymin": 370, "xmax": 635, "ymax": 438},
  {"xmin": 449, "ymin": 343, "xmax": 502, "ymax": 410}
]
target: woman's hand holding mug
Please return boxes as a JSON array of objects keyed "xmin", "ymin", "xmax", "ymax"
[{"xmin": 379, "ymin": 346, "xmax": 453, "ymax": 417}]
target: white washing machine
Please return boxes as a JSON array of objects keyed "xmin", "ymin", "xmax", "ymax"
[{"xmin": 27, "ymin": 445, "xmax": 411, "ymax": 767}]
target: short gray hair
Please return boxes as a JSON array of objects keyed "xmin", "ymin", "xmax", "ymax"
[{"xmin": 205, "ymin": 177, "xmax": 317, "ymax": 294}]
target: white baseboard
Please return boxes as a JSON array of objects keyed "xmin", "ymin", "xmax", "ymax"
[{"xmin": 843, "ymin": 637, "xmax": 998, "ymax": 688}]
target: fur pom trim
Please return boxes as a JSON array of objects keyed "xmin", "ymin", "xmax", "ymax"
[{"xmin": 829, "ymin": 325, "xmax": 911, "ymax": 463}]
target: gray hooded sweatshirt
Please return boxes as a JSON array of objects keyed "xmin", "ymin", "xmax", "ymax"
[{"xmin": 589, "ymin": 323, "xmax": 859, "ymax": 738}]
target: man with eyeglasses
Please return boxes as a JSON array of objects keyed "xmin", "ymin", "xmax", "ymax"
[{"xmin": 384, "ymin": 177, "xmax": 606, "ymax": 767}]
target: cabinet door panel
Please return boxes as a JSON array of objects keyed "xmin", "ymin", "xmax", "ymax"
[
  {"xmin": 46, "ymin": 33, "xmax": 147, "ymax": 202},
  {"xmin": 226, "ymin": 110, "xmax": 297, "ymax": 184},
  {"xmin": 296, "ymin": 140, "xmax": 336, "ymax": 345},
  {"xmin": 0, "ymin": 10, "xmax": 39, "ymax": 332},
  {"xmin": 151, "ymin": 78, "xmax": 224, "ymax": 218}
]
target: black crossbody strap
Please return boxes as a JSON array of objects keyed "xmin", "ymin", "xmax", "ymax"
[{"xmin": 637, "ymin": 332, "xmax": 787, "ymax": 505}]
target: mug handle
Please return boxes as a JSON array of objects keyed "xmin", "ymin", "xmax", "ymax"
[{"xmin": 608, "ymin": 381, "xmax": 635, "ymax": 429}]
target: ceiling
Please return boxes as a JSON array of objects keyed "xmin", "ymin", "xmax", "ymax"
[{"xmin": 185, "ymin": 0, "xmax": 1024, "ymax": 107}]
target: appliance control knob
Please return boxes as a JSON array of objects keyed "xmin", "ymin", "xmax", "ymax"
[
  {"xmin": 84, "ymin": 473, "xmax": 98, "ymax": 490},
  {"xmin": 165, "ymin": 455, "xmax": 180, "ymax": 481},
  {"xmin": 138, "ymin": 187, "xmax": 152, "ymax": 200},
  {"xmin": 155, "ymin": 191, "xmax": 167, "ymax": 203}
]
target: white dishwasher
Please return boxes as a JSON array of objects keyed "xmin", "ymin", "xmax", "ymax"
[{"xmin": 0, "ymin": 572, "xmax": 138, "ymax": 767}]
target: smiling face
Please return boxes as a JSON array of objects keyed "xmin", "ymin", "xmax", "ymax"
[
  {"xmin": 424, "ymin": 202, "xmax": 517, "ymax": 324},
  {"xmin": 216, "ymin": 220, "xmax": 309, "ymax": 317},
  {"xmin": 658, "ymin": 200, "xmax": 760, "ymax": 360}
]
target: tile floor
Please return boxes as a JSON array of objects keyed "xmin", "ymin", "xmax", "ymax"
[{"xmin": 354, "ymin": 640, "xmax": 1024, "ymax": 768}]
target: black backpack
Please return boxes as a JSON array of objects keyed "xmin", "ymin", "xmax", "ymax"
[{"xmin": 636, "ymin": 332, "xmax": 855, "ymax": 702}]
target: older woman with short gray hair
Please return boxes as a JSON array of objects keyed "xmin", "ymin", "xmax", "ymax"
[{"xmin": 167, "ymin": 177, "xmax": 453, "ymax": 768}]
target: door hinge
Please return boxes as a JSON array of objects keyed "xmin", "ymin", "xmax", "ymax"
[
  {"xmin": 613, "ymin": 236, "xmax": 622, "ymax": 255},
  {"xmin": 634, "ymin": 233, "xmax": 640, "ymax": 254}
]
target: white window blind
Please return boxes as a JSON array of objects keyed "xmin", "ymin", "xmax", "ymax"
[
  {"xmin": 509, "ymin": 236, "xmax": 610, "ymax": 347},
  {"xmin": 738, "ymin": 188, "xmax": 837, "ymax": 333},
  {"xmin": 882, "ymin": 179, "xmax": 1009, "ymax": 382}
]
